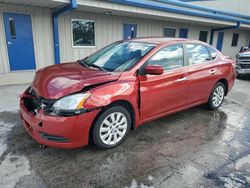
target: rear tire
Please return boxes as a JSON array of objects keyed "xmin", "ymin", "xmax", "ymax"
[
  {"xmin": 92, "ymin": 106, "xmax": 131, "ymax": 149},
  {"xmin": 207, "ymin": 82, "xmax": 225, "ymax": 110}
]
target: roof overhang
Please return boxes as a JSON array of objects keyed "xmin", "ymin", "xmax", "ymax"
[
  {"xmin": 0, "ymin": 0, "xmax": 68, "ymax": 8},
  {"xmin": 76, "ymin": 0, "xmax": 250, "ymax": 29},
  {"xmin": 0, "ymin": 0, "xmax": 250, "ymax": 29}
]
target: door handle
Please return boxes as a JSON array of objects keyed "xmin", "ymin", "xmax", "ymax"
[
  {"xmin": 210, "ymin": 69, "xmax": 217, "ymax": 74},
  {"xmin": 7, "ymin": 41, "xmax": 12, "ymax": 45},
  {"xmin": 177, "ymin": 77, "xmax": 187, "ymax": 82}
]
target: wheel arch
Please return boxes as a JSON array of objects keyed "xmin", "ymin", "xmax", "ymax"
[
  {"xmin": 105, "ymin": 100, "xmax": 136, "ymax": 129},
  {"xmin": 217, "ymin": 78, "xmax": 228, "ymax": 96},
  {"xmin": 88, "ymin": 99, "xmax": 136, "ymax": 144}
]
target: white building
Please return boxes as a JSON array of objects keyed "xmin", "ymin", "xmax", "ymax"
[{"xmin": 0, "ymin": 0, "xmax": 249, "ymax": 85}]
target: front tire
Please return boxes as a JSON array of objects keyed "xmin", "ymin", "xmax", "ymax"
[
  {"xmin": 92, "ymin": 106, "xmax": 131, "ymax": 149},
  {"xmin": 207, "ymin": 82, "xmax": 225, "ymax": 110}
]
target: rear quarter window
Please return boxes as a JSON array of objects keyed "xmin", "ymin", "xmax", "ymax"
[{"xmin": 207, "ymin": 47, "xmax": 218, "ymax": 60}]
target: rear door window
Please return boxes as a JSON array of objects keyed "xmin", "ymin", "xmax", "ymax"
[{"xmin": 186, "ymin": 44, "xmax": 210, "ymax": 65}]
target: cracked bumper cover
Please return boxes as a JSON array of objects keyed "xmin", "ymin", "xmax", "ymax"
[{"xmin": 19, "ymin": 97, "xmax": 100, "ymax": 149}]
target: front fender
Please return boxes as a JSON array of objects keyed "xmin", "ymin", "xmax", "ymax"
[{"xmin": 83, "ymin": 79, "xmax": 141, "ymax": 127}]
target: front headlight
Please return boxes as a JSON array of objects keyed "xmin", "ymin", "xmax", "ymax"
[{"xmin": 52, "ymin": 92, "xmax": 91, "ymax": 112}]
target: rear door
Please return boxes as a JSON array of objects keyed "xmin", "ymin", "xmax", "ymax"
[
  {"xmin": 138, "ymin": 44, "xmax": 189, "ymax": 122},
  {"xmin": 185, "ymin": 44, "xmax": 219, "ymax": 106}
]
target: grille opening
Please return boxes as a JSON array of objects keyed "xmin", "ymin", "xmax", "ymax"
[
  {"xmin": 22, "ymin": 89, "xmax": 55, "ymax": 114},
  {"xmin": 23, "ymin": 97, "xmax": 38, "ymax": 114},
  {"xmin": 241, "ymin": 64, "xmax": 250, "ymax": 69},
  {"xmin": 40, "ymin": 133, "xmax": 69, "ymax": 143},
  {"xmin": 238, "ymin": 56, "xmax": 250, "ymax": 60}
]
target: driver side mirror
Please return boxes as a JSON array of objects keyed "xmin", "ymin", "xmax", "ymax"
[{"xmin": 144, "ymin": 65, "xmax": 164, "ymax": 75}]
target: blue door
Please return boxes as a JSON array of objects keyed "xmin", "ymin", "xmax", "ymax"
[
  {"xmin": 3, "ymin": 13, "xmax": 36, "ymax": 71},
  {"xmin": 216, "ymin": 32, "xmax": 224, "ymax": 51},
  {"xmin": 123, "ymin": 24, "xmax": 137, "ymax": 40},
  {"xmin": 179, "ymin": 28, "xmax": 188, "ymax": 38}
]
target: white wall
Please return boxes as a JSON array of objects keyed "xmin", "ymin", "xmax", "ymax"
[
  {"xmin": 58, "ymin": 11, "xmax": 213, "ymax": 62},
  {"xmin": 212, "ymin": 29, "xmax": 250, "ymax": 56},
  {"xmin": 222, "ymin": 30, "xmax": 249, "ymax": 55},
  {"xmin": 59, "ymin": 11, "xmax": 250, "ymax": 62},
  {"xmin": 190, "ymin": 0, "xmax": 250, "ymax": 16}
]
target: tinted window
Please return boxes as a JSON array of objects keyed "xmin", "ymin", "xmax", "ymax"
[
  {"xmin": 72, "ymin": 19, "xmax": 95, "ymax": 46},
  {"xmin": 199, "ymin": 31, "xmax": 208, "ymax": 42},
  {"xmin": 231, "ymin": 33, "xmax": 239, "ymax": 47},
  {"xmin": 8, "ymin": 17, "xmax": 16, "ymax": 39},
  {"xmin": 81, "ymin": 42, "xmax": 155, "ymax": 72},
  {"xmin": 186, "ymin": 44, "xmax": 210, "ymax": 65},
  {"xmin": 147, "ymin": 44, "xmax": 184, "ymax": 70},
  {"xmin": 164, "ymin": 28, "xmax": 176, "ymax": 37}
]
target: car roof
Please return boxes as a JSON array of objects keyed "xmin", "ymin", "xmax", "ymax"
[{"xmin": 128, "ymin": 37, "xmax": 204, "ymax": 45}]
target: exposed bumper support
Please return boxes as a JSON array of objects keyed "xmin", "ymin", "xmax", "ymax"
[
  {"xmin": 52, "ymin": 0, "xmax": 77, "ymax": 64},
  {"xmin": 209, "ymin": 22, "xmax": 241, "ymax": 45}
]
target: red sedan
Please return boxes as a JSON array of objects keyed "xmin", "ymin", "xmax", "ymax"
[{"xmin": 19, "ymin": 38, "xmax": 236, "ymax": 149}]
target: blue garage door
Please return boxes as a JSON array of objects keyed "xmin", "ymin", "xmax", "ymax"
[
  {"xmin": 3, "ymin": 12, "xmax": 36, "ymax": 71},
  {"xmin": 216, "ymin": 32, "xmax": 224, "ymax": 51},
  {"xmin": 123, "ymin": 24, "xmax": 137, "ymax": 40}
]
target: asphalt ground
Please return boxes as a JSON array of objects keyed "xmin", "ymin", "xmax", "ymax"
[{"xmin": 0, "ymin": 77, "xmax": 250, "ymax": 188}]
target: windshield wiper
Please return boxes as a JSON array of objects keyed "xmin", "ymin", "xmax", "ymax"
[
  {"xmin": 78, "ymin": 60, "xmax": 89, "ymax": 68},
  {"xmin": 89, "ymin": 64, "xmax": 107, "ymax": 71},
  {"xmin": 78, "ymin": 60, "xmax": 107, "ymax": 71}
]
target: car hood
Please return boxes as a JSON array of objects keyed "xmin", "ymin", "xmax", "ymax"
[
  {"xmin": 32, "ymin": 62, "xmax": 121, "ymax": 99},
  {"xmin": 237, "ymin": 50, "xmax": 250, "ymax": 58}
]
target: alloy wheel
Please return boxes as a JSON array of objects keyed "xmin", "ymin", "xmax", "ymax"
[
  {"xmin": 212, "ymin": 85, "xmax": 225, "ymax": 107},
  {"xmin": 99, "ymin": 112, "xmax": 128, "ymax": 145}
]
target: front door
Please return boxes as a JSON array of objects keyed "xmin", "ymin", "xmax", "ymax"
[
  {"xmin": 216, "ymin": 32, "xmax": 224, "ymax": 51},
  {"xmin": 3, "ymin": 12, "xmax": 36, "ymax": 71},
  {"xmin": 123, "ymin": 24, "xmax": 137, "ymax": 40},
  {"xmin": 138, "ymin": 44, "xmax": 188, "ymax": 122}
]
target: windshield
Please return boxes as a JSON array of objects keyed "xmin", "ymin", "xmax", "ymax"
[{"xmin": 80, "ymin": 41, "xmax": 155, "ymax": 72}]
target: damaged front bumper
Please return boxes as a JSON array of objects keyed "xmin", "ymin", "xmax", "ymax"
[{"xmin": 19, "ymin": 91, "xmax": 100, "ymax": 149}]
